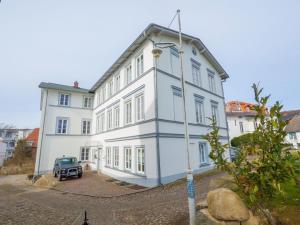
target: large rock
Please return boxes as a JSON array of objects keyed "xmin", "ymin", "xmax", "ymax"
[
  {"xmin": 197, "ymin": 209, "xmax": 240, "ymax": 225},
  {"xmin": 34, "ymin": 174, "xmax": 57, "ymax": 188},
  {"xmin": 207, "ymin": 188, "xmax": 250, "ymax": 221},
  {"xmin": 196, "ymin": 199, "xmax": 208, "ymax": 210}
]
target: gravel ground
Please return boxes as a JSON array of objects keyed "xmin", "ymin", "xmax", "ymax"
[{"xmin": 0, "ymin": 171, "xmax": 224, "ymax": 225}]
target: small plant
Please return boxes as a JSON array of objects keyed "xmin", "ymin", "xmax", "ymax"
[{"xmin": 204, "ymin": 84, "xmax": 299, "ymax": 225}]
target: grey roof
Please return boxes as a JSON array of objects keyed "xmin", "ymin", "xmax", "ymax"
[
  {"xmin": 281, "ymin": 109, "xmax": 300, "ymax": 121},
  {"xmin": 90, "ymin": 23, "xmax": 229, "ymax": 92},
  {"xmin": 226, "ymin": 111, "xmax": 257, "ymax": 117},
  {"xmin": 285, "ymin": 115, "xmax": 300, "ymax": 132},
  {"xmin": 39, "ymin": 82, "xmax": 91, "ymax": 94}
]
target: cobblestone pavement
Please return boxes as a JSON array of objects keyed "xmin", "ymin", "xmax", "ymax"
[{"xmin": 0, "ymin": 172, "xmax": 224, "ymax": 225}]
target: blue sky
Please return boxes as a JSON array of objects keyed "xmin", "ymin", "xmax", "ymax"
[{"xmin": 0, "ymin": 0, "xmax": 299, "ymax": 128}]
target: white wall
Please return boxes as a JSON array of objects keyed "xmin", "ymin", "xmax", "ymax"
[
  {"xmin": 285, "ymin": 132, "xmax": 300, "ymax": 149},
  {"xmin": 0, "ymin": 142, "xmax": 6, "ymax": 167},
  {"xmin": 227, "ymin": 115, "xmax": 256, "ymax": 140}
]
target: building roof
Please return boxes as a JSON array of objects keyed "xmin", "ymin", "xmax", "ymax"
[
  {"xmin": 285, "ymin": 115, "xmax": 300, "ymax": 132},
  {"xmin": 90, "ymin": 23, "xmax": 229, "ymax": 92},
  {"xmin": 26, "ymin": 128, "xmax": 39, "ymax": 147},
  {"xmin": 226, "ymin": 111, "xmax": 257, "ymax": 117},
  {"xmin": 39, "ymin": 82, "xmax": 90, "ymax": 94},
  {"xmin": 226, "ymin": 101, "xmax": 256, "ymax": 113},
  {"xmin": 281, "ymin": 109, "xmax": 300, "ymax": 121}
]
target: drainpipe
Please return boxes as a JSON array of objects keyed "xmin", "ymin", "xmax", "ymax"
[
  {"xmin": 221, "ymin": 80, "xmax": 231, "ymax": 159},
  {"xmin": 36, "ymin": 89, "xmax": 48, "ymax": 176}
]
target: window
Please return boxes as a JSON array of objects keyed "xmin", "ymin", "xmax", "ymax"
[
  {"xmin": 195, "ymin": 97, "xmax": 205, "ymax": 124},
  {"xmin": 136, "ymin": 147, "xmax": 145, "ymax": 174},
  {"xmin": 97, "ymin": 90, "xmax": 101, "ymax": 106},
  {"xmin": 115, "ymin": 74, "xmax": 120, "ymax": 93},
  {"xmin": 83, "ymin": 96, "xmax": 92, "ymax": 108},
  {"xmin": 135, "ymin": 94, "xmax": 145, "ymax": 122},
  {"xmin": 107, "ymin": 109, "xmax": 113, "ymax": 130},
  {"xmin": 170, "ymin": 47, "xmax": 180, "ymax": 77},
  {"xmin": 82, "ymin": 120, "xmax": 91, "ymax": 135},
  {"xmin": 239, "ymin": 122, "xmax": 244, "ymax": 133},
  {"xmin": 101, "ymin": 86, "xmax": 106, "ymax": 103},
  {"xmin": 211, "ymin": 102, "xmax": 219, "ymax": 125},
  {"xmin": 136, "ymin": 54, "xmax": 144, "ymax": 77},
  {"xmin": 199, "ymin": 143, "xmax": 208, "ymax": 165},
  {"xmin": 56, "ymin": 118, "xmax": 68, "ymax": 134},
  {"xmin": 192, "ymin": 61, "xmax": 201, "ymax": 87},
  {"xmin": 289, "ymin": 132, "xmax": 297, "ymax": 140},
  {"xmin": 59, "ymin": 93, "xmax": 70, "ymax": 106},
  {"xmin": 124, "ymin": 100, "xmax": 132, "ymax": 125},
  {"xmin": 105, "ymin": 147, "xmax": 111, "ymax": 166},
  {"xmin": 100, "ymin": 113, "xmax": 105, "ymax": 132},
  {"xmin": 80, "ymin": 147, "xmax": 90, "ymax": 161},
  {"xmin": 113, "ymin": 146, "xmax": 119, "ymax": 168},
  {"xmin": 125, "ymin": 64, "xmax": 132, "ymax": 85},
  {"xmin": 113, "ymin": 106, "xmax": 120, "ymax": 128},
  {"xmin": 96, "ymin": 115, "xmax": 100, "ymax": 133},
  {"xmin": 172, "ymin": 86, "xmax": 183, "ymax": 121},
  {"xmin": 208, "ymin": 72, "xmax": 216, "ymax": 93},
  {"xmin": 108, "ymin": 79, "xmax": 113, "ymax": 97},
  {"xmin": 124, "ymin": 147, "xmax": 132, "ymax": 170}
]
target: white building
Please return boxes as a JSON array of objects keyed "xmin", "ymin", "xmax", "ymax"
[
  {"xmin": 0, "ymin": 138, "xmax": 6, "ymax": 167},
  {"xmin": 35, "ymin": 24, "xmax": 230, "ymax": 187},
  {"xmin": 285, "ymin": 114, "xmax": 300, "ymax": 149}
]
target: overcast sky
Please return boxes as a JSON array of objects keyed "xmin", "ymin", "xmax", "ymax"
[{"xmin": 0, "ymin": 0, "xmax": 299, "ymax": 128}]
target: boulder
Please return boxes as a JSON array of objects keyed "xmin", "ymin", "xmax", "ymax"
[
  {"xmin": 196, "ymin": 199, "xmax": 208, "ymax": 210},
  {"xmin": 197, "ymin": 209, "xmax": 240, "ymax": 225},
  {"xmin": 34, "ymin": 174, "xmax": 57, "ymax": 188},
  {"xmin": 207, "ymin": 188, "xmax": 250, "ymax": 221}
]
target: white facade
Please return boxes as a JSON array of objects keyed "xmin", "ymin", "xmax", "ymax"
[
  {"xmin": 0, "ymin": 138, "xmax": 6, "ymax": 167},
  {"xmin": 285, "ymin": 132, "xmax": 300, "ymax": 149},
  {"xmin": 227, "ymin": 113, "xmax": 257, "ymax": 140},
  {"xmin": 35, "ymin": 24, "xmax": 230, "ymax": 187}
]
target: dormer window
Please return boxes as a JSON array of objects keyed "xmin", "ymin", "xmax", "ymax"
[{"xmin": 59, "ymin": 93, "xmax": 70, "ymax": 106}]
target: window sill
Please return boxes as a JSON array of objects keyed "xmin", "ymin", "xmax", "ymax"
[
  {"xmin": 199, "ymin": 163, "xmax": 210, "ymax": 168},
  {"xmin": 104, "ymin": 166, "xmax": 146, "ymax": 178}
]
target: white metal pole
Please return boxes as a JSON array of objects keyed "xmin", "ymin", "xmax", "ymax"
[{"xmin": 177, "ymin": 9, "xmax": 196, "ymax": 225}]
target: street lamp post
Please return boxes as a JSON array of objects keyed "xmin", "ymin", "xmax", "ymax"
[{"xmin": 151, "ymin": 9, "xmax": 196, "ymax": 225}]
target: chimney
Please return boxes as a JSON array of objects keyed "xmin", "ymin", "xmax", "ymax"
[{"xmin": 73, "ymin": 81, "xmax": 79, "ymax": 88}]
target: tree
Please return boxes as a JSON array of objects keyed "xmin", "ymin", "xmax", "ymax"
[
  {"xmin": 204, "ymin": 84, "xmax": 299, "ymax": 225},
  {"xmin": 231, "ymin": 133, "xmax": 256, "ymax": 148}
]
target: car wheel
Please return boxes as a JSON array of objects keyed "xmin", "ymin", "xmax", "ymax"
[
  {"xmin": 58, "ymin": 173, "xmax": 63, "ymax": 181},
  {"xmin": 53, "ymin": 170, "xmax": 57, "ymax": 178},
  {"xmin": 78, "ymin": 174, "xmax": 82, "ymax": 178}
]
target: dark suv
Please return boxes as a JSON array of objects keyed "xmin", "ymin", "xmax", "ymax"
[{"xmin": 53, "ymin": 157, "xmax": 83, "ymax": 181}]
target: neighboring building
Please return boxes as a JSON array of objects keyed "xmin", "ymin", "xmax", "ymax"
[
  {"xmin": 282, "ymin": 110, "xmax": 300, "ymax": 149},
  {"xmin": 0, "ymin": 138, "xmax": 6, "ymax": 167},
  {"xmin": 226, "ymin": 101, "xmax": 258, "ymax": 140},
  {"xmin": 0, "ymin": 128, "xmax": 33, "ymax": 160},
  {"xmin": 26, "ymin": 128, "xmax": 39, "ymax": 158},
  {"xmin": 35, "ymin": 23, "xmax": 230, "ymax": 187}
]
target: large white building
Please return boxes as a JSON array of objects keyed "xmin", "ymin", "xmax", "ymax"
[{"xmin": 35, "ymin": 24, "xmax": 230, "ymax": 187}]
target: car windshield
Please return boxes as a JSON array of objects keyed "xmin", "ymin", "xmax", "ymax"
[{"xmin": 59, "ymin": 158, "xmax": 77, "ymax": 165}]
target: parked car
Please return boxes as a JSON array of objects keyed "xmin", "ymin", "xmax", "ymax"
[{"xmin": 53, "ymin": 157, "xmax": 83, "ymax": 181}]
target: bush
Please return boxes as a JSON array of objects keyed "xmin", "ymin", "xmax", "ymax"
[{"xmin": 231, "ymin": 133, "xmax": 256, "ymax": 148}]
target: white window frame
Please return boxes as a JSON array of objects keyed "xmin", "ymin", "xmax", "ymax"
[
  {"xmin": 105, "ymin": 147, "xmax": 112, "ymax": 167},
  {"xmin": 136, "ymin": 53, "xmax": 144, "ymax": 77},
  {"xmin": 135, "ymin": 93, "xmax": 145, "ymax": 122},
  {"xmin": 208, "ymin": 71, "xmax": 216, "ymax": 93},
  {"xmin": 58, "ymin": 93, "xmax": 70, "ymax": 106},
  {"xmin": 100, "ymin": 112, "xmax": 105, "ymax": 132},
  {"xmin": 211, "ymin": 102, "xmax": 219, "ymax": 125},
  {"xmin": 136, "ymin": 146, "xmax": 145, "ymax": 174},
  {"xmin": 108, "ymin": 79, "xmax": 113, "ymax": 98},
  {"xmin": 124, "ymin": 147, "xmax": 132, "ymax": 171},
  {"xmin": 107, "ymin": 109, "xmax": 113, "ymax": 130},
  {"xmin": 101, "ymin": 85, "xmax": 106, "ymax": 103},
  {"xmin": 83, "ymin": 96, "xmax": 92, "ymax": 108},
  {"xmin": 115, "ymin": 73, "xmax": 120, "ymax": 93},
  {"xmin": 199, "ymin": 142, "xmax": 209, "ymax": 165},
  {"xmin": 80, "ymin": 147, "xmax": 90, "ymax": 161},
  {"xmin": 56, "ymin": 118, "xmax": 69, "ymax": 134},
  {"xmin": 113, "ymin": 106, "xmax": 120, "ymax": 128},
  {"xmin": 195, "ymin": 96, "xmax": 205, "ymax": 124},
  {"xmin": 96, "ymin": 115, "xmax": 100, "ymax": 133},
  {"xmin": 124, "ymin": 99, "xmax": 132, "ymax": 125},
  {"xmin": 82, "ymin": 119, "xmax": 91, "ymax": 135},
  {"xmin": 191, "ymin": 61, "xmax": 201, "ymax": 87},
  {"xmin": 125, "ymin": 64, "xmax": 132, "ymax": 85},
  {"xmin": 113, "ymin": 146, "xmax": 119, "ymax": 168},
  {"xmin": 239, "ymin": 121, "xmax": 244, "ymax": 133}
]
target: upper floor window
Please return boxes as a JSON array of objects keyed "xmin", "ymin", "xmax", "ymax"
[
  {"xmin": 80, "ymin": 147, "xmax": 90, "ymax": 161},
  {"xmin": 124, "ymin": 100, "xmax": 132, "ymax": 125},
  {"xmin": 136, "ymin": 54, "xmax": 144, "ymax": 77},
  {"xmin": 82, "ymin": 120, "xmax": 91, "ymax": 135},
  {"xmin": 170, "ymin": 47, "xmax": 180, "ymax": 77},
  {"xmin": 211, "ymin": 102, "xmax": 219, "ymax": 125},
  {"xmin": 136, "ymin": 147, "xmax": 145, "ymax": 174},
  {"xmin": 59, "ymin": 93, "xmax": 70, "ymax": 106},
  {"xmin": 97, "ymin": 90, "xmax": 101, "ymax": 106},
  {"xmin": 191, "ymin": 61, "xmax": 201, "ymax": 87},
  {"xmin": 199, "ymin": 143, "xmax": 209, "ymax": 165},
  {"xmin": 113, "ymin": 106, "xmax": 120, "ymax": 128},
  {"xmin": 83, "ymin": 96, "xmax": 92, "ymax": 108},
  {"xmin": 108, "ymin": 79, "xmax": 113, "ymax": 97},
  {"xmin": 135, "ymin": 94, "xmax": 145, "ymax": 122},
  {"xmin": 115, "ymin": 74, "xmax": 120, "ymax": 93},
  {"xmin": 195, "ymin": 96, "xmax": 205, "ymax": 124},
  {"xmin": 101, "ymin": 86, "xmax": 106, "ymax": 103},
  {"xmin": 208, "ymin": 71, "xmax": 216, "ymax": 93},
  {"xmin": 171, "ymin": 86, "xmax": 183, "ymax": 121},
  {"xmin": 125, "ymin": 64, "xmax": 132, "ymax": 85},
  {"xmin": 96, "ymin": 115, "xmax": 100, "ymax": 133},
  {"xmin": 56, "ymin": 118, "xmax": 68, "ymax": 134},
  {"xmin": 107, "ymin": 109, "xmax": 113, "ymax": 130}
]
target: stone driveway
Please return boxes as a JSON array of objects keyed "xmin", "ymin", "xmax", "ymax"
[{"xmin": 0, "ymin": 171, "xmax": 224, "ymax": 225}]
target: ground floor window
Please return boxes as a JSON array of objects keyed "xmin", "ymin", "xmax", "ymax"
[
  {"xmin": 113, "ymin": 146, "xmax": 119, "ymax": 168},
  {"xmin": 80, "ymin": 147, "xmax": 90, "ymax": 161},
  {"xmin": 106, "ymin": 147, "xmax": 111, "ymax": 166},
  {"xmin": 124, "ymin": 147, "xmax": 132, "ymax": 170},
  {"xmin": 136, "ymin": 147, "xmax": 145, "ymax": 174},
  {"xmin": 199, "ymin": 143, "xmax": 208, "ymax": 165}
]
